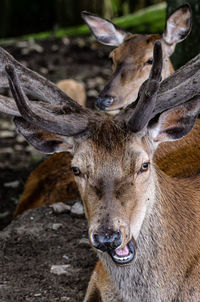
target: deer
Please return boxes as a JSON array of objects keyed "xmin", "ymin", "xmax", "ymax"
[
  {"xmin": 1, "ymin": 40, "xmax": 200, "ymax": 301},
  {"xmin": 56, "ymin": 78, "xmax": 86, "ymax": 107},
  {"xmin": 2, "ymin": 4, "xmax": 200, "ymax": 217}
]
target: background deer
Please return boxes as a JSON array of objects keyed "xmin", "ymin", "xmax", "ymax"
[
  {"xmin": 2, "ymin": 41, "xmax": 200, "ymax": 301},
  {"xmin": 1, "ymin": 4, "xmax": 199, "ymax": 218},
  {"xmin": 56, "ymin": 78, "xmax": 86, "ymax": 107}
]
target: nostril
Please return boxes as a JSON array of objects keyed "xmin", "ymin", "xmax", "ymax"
[
  {"xmin": 96, "ymin": 96, "xmax": 114, "ymax": 110},
  {"xmin": 104, "ymin": 97, "xmax": 114, "ymax": 107},
  {"xmin": 91, "ymin": 229, "xmax": 122, "ymax": 252},
  {"xmin": 96, "ymin": 97, "xmax": 106, "ymax": 110},
  {"xmin": 115, "ymin": 230, "xmax": 122, "ymax": 241},
  {"xmin": 111, "ymin": 230, "xmax": 122, "ymax": 248},
  {"xmin": 91, "ymin": 232, "xmax": 99, "ymax": 246}
]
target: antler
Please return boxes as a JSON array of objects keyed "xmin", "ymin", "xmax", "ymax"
[
  {"xmin": 127, "ymin": 40, "xmax": 162, "ymax": 132},
  {"xmin": 5, "ymin": 64, "xmax": 97, "ymax": 137},
  {"xmin": 0, "ymin": 47, "xmax": 75, "ymax": 106},
  {"xmin": 0, "ymin": 94, "xmax": 20, "ymax": 116}
]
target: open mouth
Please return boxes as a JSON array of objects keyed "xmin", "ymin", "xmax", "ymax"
[{"xmin": 109, "ymin": 240, "xmax": 136, "ymax": 265}]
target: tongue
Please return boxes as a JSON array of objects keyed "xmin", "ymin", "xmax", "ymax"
[{"xmin": 115, "ymin": 245, "xmax": 129, "ymax": 256}]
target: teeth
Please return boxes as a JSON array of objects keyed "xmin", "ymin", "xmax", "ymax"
[{"xmin": 113, "ymin": 253, "xmax": 132, "ymax": 262}]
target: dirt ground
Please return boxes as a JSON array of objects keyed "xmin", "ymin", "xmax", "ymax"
[{"xmin": 0, "ymin": 36, "xmax": 111, "ymax": 301}]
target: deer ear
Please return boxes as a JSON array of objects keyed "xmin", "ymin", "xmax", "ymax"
[
  {"xmin": 14, "ymin": 117, "xmax": 75, "ymax": 154},
  {"xmin": 163, "ymin": 4, "xmax": 192, "ymax": 47},
  {"xmin": 82, "ymin": 11, "xmax": 130, "ymax": 46},
  {"xmin": 149, "ymin": 98, "xmax": 200, "ymax": 145}
]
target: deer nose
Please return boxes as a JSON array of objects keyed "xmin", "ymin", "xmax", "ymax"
[
  {"xmin": 96, "ymin": 96, "xmax": 114, "ymax": 110},
  {"xmin": 91, "ymin": 229, "xmax": 122, "ymax": 252}
]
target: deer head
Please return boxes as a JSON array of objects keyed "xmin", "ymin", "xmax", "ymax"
[
  {"xmin": 3, "ymin": 41, "xmax": 200, "ymax": 266},
  {"xmin": 82, "ymin": 4, "xmax": 192, "ymax": 113}
]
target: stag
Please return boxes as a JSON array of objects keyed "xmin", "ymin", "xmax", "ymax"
[
  {"xmin": 8, "ymin": 3, "xmax": 200, "ymax": 217},
  {"xmin": 1, "ymin": 40, "xmax": 200, "ymax": 301}
]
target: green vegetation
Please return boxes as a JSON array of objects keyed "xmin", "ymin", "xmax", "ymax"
[{"xmin": 0, "ymin": 2, "xmax": 166, "ymax": 44}]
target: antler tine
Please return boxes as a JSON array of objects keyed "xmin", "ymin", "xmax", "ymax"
[
  {"xmin": 6, "ymin": 64, "xmax": 94, "ymax": 137},
  {"xmin": 127, "ymin": 41, "xmax": 162, "ymax": 132},
  {"xmin": 149, "ymin": 40, "xmax": 163, "ymax": 82}
]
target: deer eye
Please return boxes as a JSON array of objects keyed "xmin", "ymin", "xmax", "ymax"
[
  {"xmin": 139, "ymin": 162, "xmax": 150, "ymax": 173},
  {"xmin": 70, "ymin": 167, "xmax": 81, "ymax": 176},
  {"xmin": 146, "ymin": 58, "xmax": 153, "ymax": 65}
]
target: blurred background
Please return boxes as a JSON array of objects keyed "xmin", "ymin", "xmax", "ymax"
[
  {"xmin": 0, "ymin": 0, "xmax": 165, "ymax": 38},
  {"xmin": 0, "ymin": 0, "xmax": 199, "ymax": 67}
]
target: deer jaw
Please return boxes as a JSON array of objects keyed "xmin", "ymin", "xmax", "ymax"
[{"xmin": 71, "ymin": 125, "xmax": 157, "ymax": 266}]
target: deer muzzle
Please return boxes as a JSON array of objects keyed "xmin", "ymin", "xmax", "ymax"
[
  {"xmin": 91, "ymin": 229, "xmax": 122, "ymax": 252},
  {"xmin": 91, "ymin": 228, "xmax": 136, "ymax": 265},
  {"xmin": 96, "ymin": 95, "xmax": 115, "ymax": 110}
]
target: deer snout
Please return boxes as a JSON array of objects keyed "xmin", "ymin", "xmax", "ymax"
[
  {"xmin": 96, "ymin": 96, "xmax": 114, "ymax": 110},
  {"xmin": 91, "ymin": 229, "xmax": 122, "ymax": 252}
]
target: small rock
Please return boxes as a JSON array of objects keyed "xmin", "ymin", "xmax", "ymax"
[
  {"xmin": 63, "ymin": 255, "xmax": 69, "ymax": 260},
  {"xmin": 50, "ymin": 265, "xmax": 71, "ymax": 276},
  {"xmin": 87, "ymin": 79, "xmax": 96, "ymax": 89},
  {"xmin": 62, "ymin": 37, "xmax": 70, "ymax": 45},
  {"xmin": 50, "ymin": 202, "xmax": 71, "ymax": 214},
  {"xmin": 0, "ymin": 211, "xmax": 10, "ymax": 219},
  {"xmin": 16, "ymin": 135, "xmax": 26, "ymax": 143},
  {"xmin": 61, "ymin": 297, "xmax": 70, "ymax": 301},
  {"xmin": 34, "ymin": 293, "xmax": 41, "ymax": 297},
  {"xmin": 87, "ymin": 89, "xmax": 98, "ymax": 97},
  {"xmin": 52, "ymin": 223, "xmax": 63, "ymax": 231},
  {"xmin": 95, "ymin": 76, "xmax": 104, "ymax": 85},
  {"xmin": 79, "ymin": 238, "xmax": 90, "ymax": 247},
  {"xmin": 0, "ymin": 147, "xmax": 13, "ymax": 154},
  {"xmin": 0, "ymin": 121, "xmax": 15, "ymax": 130},
  {"xmin": 75, "ymin": 37, "xmax": 86, "ymax": 48},
  {"xmin": 39, "ymin": 67, "xmax": 48, "ymax": 75},
  {"xmin": 51, "ymin": 44, "xmax": 59, "ymax": 51},
  {"xmin": 71, "ymin": 201, "xmax": 84, "ymax": 217},
  {"xmin": 14, "ymin": 145, "xmax": 23, "ymax": 151},
  {"xmin": 4, "ymin": 180, "xmax": 20, "ymax": 188},
  {"xmin": 0, "ymin": 130, "xmax": 14, "ymax": 138},
  {"xmin": 21, "ymin": 39, "xmax": 44, "ymax": 55},
  {"xmin": 16, "ymin": 41, "xmax": 29, "ymax": 48}
]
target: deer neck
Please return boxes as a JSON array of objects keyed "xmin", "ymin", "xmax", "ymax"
[{"xmin": 99, "ymin": 169, "xmax": 200, "ymax": 302}]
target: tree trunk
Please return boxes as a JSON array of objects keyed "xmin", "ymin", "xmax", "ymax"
[{"xmin": 167, "ymin": 0, "xmax": 200, "ymax": 69}]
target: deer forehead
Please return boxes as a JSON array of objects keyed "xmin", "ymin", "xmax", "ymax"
[
  {"xmin": 72, "ymin": 132, "xmax": 151, "ymax": 179},
  {"xmin": 111, "ymin": 34, "xmax": 161, "ymax": 64}
]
